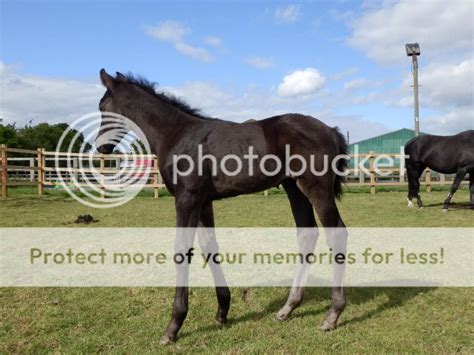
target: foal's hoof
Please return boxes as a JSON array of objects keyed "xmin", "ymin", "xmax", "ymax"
[
  {"xmin": 275, "ymin": 310, "xmax": 290, "ymax": 321},
  {"xmin": 159, "ymin": 334, "xmax": 175, "ymax": 346},
  {"xmin": 215, "ymin": 315, "xmax": 227, "ymax": 326},
  {"xmin": 442, "ymin": 208, "xmax": 448, "ymax": 213},
  {"xmin": 320, "ymin": 320, "xmax": 336, "ymax": 331}
]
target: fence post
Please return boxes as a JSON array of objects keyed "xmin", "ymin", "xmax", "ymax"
[
  {"xmin": 399, "ymin": 146, "xmax": 405, "ymax": 183},
  {"xmin": 42, "ymin": 149, "xmax": 46, "ymax": 188},
  {"xmin": 72, "ymin": 157, "xmax": 78, "ymax": 184},
  {"xmin": 36, "ymin": 148, "xmax": 44, "ymax": 196},
  {"xmin": 1, "ymin": 144, "xmax": 7, "ymax": 197},
  {"xmin": 153, "ymin": 156, "xmax": 159, "ymax": 199},
  {"xmin": 440, "ymin": 173, "xmax": 446, "ymax": 185},
  {"xmin": 29, "ymin": 158, "xmax": 35, "ymax": 182},
  {"xmin": 425, "ymin": 168, "xmax": 431, "ymax": 193},
  {"xmin": 100, "ymin": 156, "xmax": 105, "ymax": 199},
  {"xmin": 369, "ymin": 151, "xmax": 375, "ymax": 194}
]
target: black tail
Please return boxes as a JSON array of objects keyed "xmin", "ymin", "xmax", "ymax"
[{"xmin": 332, "ymin": 127, "xmax": 349, "ymax": 199}]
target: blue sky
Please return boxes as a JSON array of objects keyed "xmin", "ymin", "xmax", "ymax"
[{"xmin": 1, "ymin": 0, "xmax": 472, "ymax": 142}]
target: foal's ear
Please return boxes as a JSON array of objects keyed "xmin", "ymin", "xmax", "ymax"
[{"xmin": 100, "ymin": 68, "xmax": 116, "ymax": 89}]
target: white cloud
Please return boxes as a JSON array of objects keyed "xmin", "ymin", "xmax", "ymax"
[
  {"xmin": 0, "ymin": 61, "xmax": 9, "ymax": 75},
  {"xmin": 278, "ymin": 68, "xmax": 326, "ymax": 97},
  {"xmin": 348, "ymin": 0, "xmax": 473, "ymax": 64},
  {"xmin": 418, "ymin": 59, "xmax": 473, "ymax": 109},
  {"xmin": 399, "ymin": 59, "xmax": 473, "ymax": 110},
  {"xmin": 275, "ymin": 5, "xmax": 301, "ymax": 23},
  {"xmin": 0, "ymin": 62, "xmax": 103, "ymax": 126},
  {"xmin": 331, "ymin": 67, "xmax": 359, "ymax": 81},
  {"xmin": 144, "ymin": 21, "xmax": 189, "ymax": 43},
  {"xmin": 424, "ymin": 107, "xmax": 474, "ymax": 135},
  {"xmin": 174, "ymin": 42, "xmax": 214, "ymax": 63},
  {"xmin": 245, "ymin": 56, "xmax": 275, "ymax": 70},
  {"xmin": 343, "ymin": 78, "xmax": 371, "ymax": 90},
  {"xmin": 144, "ymin": 21, "xmax": 215, "ymax": 63},
  {"xmin": 203, "ymin": 36, "xmax": 223, "ymax": 47}
]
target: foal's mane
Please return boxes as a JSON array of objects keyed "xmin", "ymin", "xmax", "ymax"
[{"xmin": 117, "ymin": 73, "xmax": 212, "ymax": 120}]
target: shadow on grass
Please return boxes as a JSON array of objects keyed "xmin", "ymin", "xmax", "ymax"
[
  {"xmin": 421, "ymin": 202, "xmax": 473, "ymax": 210},
  {"xmin": 337, "ymin": 287, "xmax": 433, "ymax": 327},
  {"xmin": 178, "ymin": 286, "xmax": 435, "ymax": 340}
]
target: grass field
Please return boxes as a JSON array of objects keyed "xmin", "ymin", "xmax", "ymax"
[{"xmin": 1, "ymin": 187, "xmax": 473, "ymax": 353}]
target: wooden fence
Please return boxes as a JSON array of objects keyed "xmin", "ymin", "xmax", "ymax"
[
  {"xmin": 0, "ymin": 145, "xmax": 164, "ymax": 198},
  {"xmin": 0, "ymin": 145, "xmax": 465, "ymax": 198}
]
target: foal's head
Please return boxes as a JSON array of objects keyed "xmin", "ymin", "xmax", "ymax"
[
  {"xmin": 96, "ymin": 69, "xmax": 151, "ymax": 153},
  {"xmin": 95, "ymin": 68, "xmax": 209, "ymax": 153}
]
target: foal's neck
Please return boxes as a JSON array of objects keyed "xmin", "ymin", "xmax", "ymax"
[{"xmin": 127, "ymin": 93, "xmax": 201, "ymax": 154}]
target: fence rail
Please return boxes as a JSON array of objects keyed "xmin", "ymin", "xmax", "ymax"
[{"xmin": 0, "ymin": 144, "xmax": 466, "ymax": 198}]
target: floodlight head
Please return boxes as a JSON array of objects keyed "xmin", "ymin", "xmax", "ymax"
[{"xmin": 405, "ymin": 43, "xmax": 420, "ymax": 56}]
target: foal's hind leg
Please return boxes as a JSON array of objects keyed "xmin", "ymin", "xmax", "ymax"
[
  {"xmin": 197, "ymin": 202, "xmax": 231, "ymax": 325},
  {"xmin": 297, "ymin": 179, "xmax": 348, "ymax": 331},
  {"xmin": 443, "ymin": 167, "xmax": 468, "ymax": 211},
  {"xmin": 276, "ymin": 179, "xmax": 318, "ymax": 321}
]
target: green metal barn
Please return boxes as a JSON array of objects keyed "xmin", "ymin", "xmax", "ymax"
[
  {"xmin": 348, "ymin": 128, "xmax": 421, "ymax": 155},
  {"xmin": 348, "ymin": 128, "xmax": 424, "ymax": 169}
]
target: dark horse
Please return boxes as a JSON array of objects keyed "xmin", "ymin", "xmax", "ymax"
[
  {"xmin": 96, "ymin": 69, "xmax": 349, "ymax": 344},
  {"xmin": 405, "ymin": 130, "xmax": 474, "ymax": 210}
]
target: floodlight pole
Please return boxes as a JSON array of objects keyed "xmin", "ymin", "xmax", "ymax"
[{"xmin": 412, "ymin": 55, "xmax": 420, "ymax": 136}]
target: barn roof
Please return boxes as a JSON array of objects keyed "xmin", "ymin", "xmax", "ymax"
[{"xmin": 349, "ymin": 128, "xmax": 427, "ymax": 154}]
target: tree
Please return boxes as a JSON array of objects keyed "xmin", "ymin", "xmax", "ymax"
[
  {"xmin": 0, "ymin": 124, "xmax": 19, "ymax": 147},
  {"xmin": 0, "ymin": 122, "xmax": 91, "ymax": 152}
]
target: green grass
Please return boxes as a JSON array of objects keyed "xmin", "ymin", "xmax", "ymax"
[
  {"xmin": 1, "ymin": 187, "xmax": 473, "ymax": 353},
  {"xmin": 1, "ymin": 186, "xmax": 473, "ymax": 227}
]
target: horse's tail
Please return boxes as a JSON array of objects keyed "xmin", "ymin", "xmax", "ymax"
[{"xmin": 332, "ymin": 127, "xmax": 349, "ymax": 200}]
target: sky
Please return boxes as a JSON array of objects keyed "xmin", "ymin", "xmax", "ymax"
[{"xmin": 0, "ymin": 0, "xmax": 473, "ymax": 142}]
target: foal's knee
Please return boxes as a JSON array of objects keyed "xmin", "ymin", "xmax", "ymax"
[
  {"xmin": 297, "ymin": 228, "xmax": 319, "ymax": 251},
  {"xmin": 325, "ymin": 228, "xmax": 347, "ymax": 253},
  {"xmin": 216, "ymin": 287, "xmax": 231, "ymax": 306},
  {"xmin": 171, "ymin": 302, "xmax": 188, "ymax": 324}
]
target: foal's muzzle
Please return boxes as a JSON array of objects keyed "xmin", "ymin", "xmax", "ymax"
[{"xmin": 96, "ymin": 143, "xmax": 115, "ymax": 154}]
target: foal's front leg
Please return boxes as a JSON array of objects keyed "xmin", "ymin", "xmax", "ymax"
[
  {"xmin": 197, "ymin": 202, "xmax": 231, "ymax": 325},
  {"xmin": 160, "ymin": 194, "xmax": 202, "ymax": 345}
]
